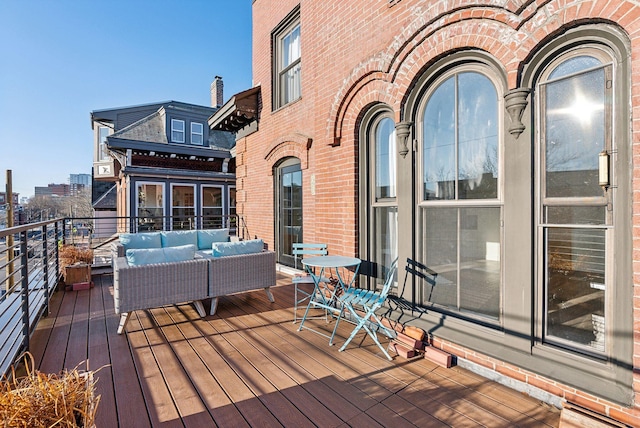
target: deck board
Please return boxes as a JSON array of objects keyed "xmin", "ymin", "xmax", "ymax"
[{"xmin": 25, "ymin": 271, "xmax": 561, "ymax": 427}]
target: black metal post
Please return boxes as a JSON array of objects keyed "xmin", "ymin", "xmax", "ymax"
[
  {"xmin": 42, "ymin": 224, "xmax": 49, "ymax": 317},
  {"xmin": 19, "ymin": 230, "xmax": 29, "ymax": 352}
]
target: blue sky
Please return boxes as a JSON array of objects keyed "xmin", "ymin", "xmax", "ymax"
[{"xmin": 0, "ymin": 0, "xmax": 253, "ymax": 199}]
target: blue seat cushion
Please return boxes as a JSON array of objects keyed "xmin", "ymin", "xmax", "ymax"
[
  {"xmin": 163, "ymin": 244, "xmax": 197, "ymax": 263},
  {"xmin": 120, "ymin": 232, "xmax": 162, "ymax": 251},
  {"xmin": 197, "ymin": 228, "xmax": 230, "ymax": 250},
  {"xmin": 160, "ymin": 230, "xmax": 198, "ymax": 248},
  {"xmin": 211, "ymin": 239, "xmax": 264, "ymax": 257}
]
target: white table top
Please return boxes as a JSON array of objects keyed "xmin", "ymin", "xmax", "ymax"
[{"xmin": 302, "ymin": 255, "xmax": 361, "ymax": 269}]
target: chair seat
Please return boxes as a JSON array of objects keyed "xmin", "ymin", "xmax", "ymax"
[{"xmin": 336, "ymin": 259, "xmax": 398, "ymax": 360}]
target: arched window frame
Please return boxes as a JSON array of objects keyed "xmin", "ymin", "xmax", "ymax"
[{"xmin": 414, "ymin": 61, "xmax": 505, "ymax": 323}]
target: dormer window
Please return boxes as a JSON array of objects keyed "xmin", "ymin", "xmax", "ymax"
[
  {"xmin": 191, "ymin": 122, "xmax": 204, "ymax": 145},
  {"xmin": 171, "ymin": 119, "xmax": 185, "ymax": 143}
]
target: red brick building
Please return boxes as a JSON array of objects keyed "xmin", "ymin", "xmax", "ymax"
[{"xmin": 210, "ymin": 1, "xmax": 640, "ymax": 424}]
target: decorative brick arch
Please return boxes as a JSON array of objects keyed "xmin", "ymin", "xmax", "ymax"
[{"xmin": 263, "ymin": 132, "xmax": 313, "ymax": 174}]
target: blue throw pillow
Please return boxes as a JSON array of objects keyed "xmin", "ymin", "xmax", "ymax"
[
  {"xmin": 163, "ymin": 244, "xmax": 196, "ymax": 263},
  {"xmin": 126, "ymin": 247, "xmax": 166, "ymax": 266},
  {"xmin": 120, "ymin": 232, "xmax": 162, "ymax": 251},
  {"xmin": 161, "ymin": 230, "xmax": 198, "ymax": 248},
  {"xmin": 197, "ymin": 228, "xmax": 230, "ymax": 250},
  {"xmin": 211, "ymin": 239, "xmax": 264, "ymax": 257}
]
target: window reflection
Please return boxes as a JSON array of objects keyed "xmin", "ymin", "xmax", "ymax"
[{"xmin": 423, "ymin": 72, "xmax": 498, "ymax": 200}]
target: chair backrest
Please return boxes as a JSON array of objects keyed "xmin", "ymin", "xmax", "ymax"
[
  {"xmin": 292, "ymin": 243, "xmax": 327, "ymax": 269},
  {"xmin": 379, "ymin": 258, "xmax": 399, "ymax": 297}
]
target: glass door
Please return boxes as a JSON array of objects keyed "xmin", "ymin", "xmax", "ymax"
[
  {"xmin": 538, "ymin": 54, "xmax": 612, "ymax": 355},
  {"xmin": 276, "ymin": 159, "xmax": 302, "ymax": 267}
]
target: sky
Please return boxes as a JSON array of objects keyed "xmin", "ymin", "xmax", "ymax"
[{"xmin": 0, "ymin": 0, "xmax": 253, "ymax": 199}]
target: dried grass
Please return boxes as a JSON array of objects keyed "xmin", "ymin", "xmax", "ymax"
[
  {"xmin": 58, "ymin": 245, "xmax": 94, "ymax": 272},
  {"xmin": 0, "ymin": 353, "xmax": 102, "ymax": 427}
]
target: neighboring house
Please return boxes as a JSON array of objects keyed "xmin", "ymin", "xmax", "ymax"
[
  {"xmin": 92, "ymin": 77, "xmax": 237, "ymax": 233},
  {"xmin": 210, "ymin": 1, "xmax": 640, "ymax": 424}
]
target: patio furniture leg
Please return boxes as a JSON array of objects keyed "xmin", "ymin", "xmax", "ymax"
[
  {"xmin": 264, "ymin": 287, "xmax": 274, "ymax": 302},
  {"xmin": 117, "ymin": 312, "xmax": 132, "ymax": 335},
  {"xmin": 210, "ymin": 297, "xmax": 219, "ymax": 316},
  {"xmin": 339, "ymin": 305, "xmax": 393, "ymax": 360},
  {"xmin": 193, "ymin": 300, "xmax": 206, "ymax": 317}
]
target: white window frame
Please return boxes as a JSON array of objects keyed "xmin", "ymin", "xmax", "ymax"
[
  {"xmin": 98, "ymin": 126, "xmax": 111, "ymax": 161},
  {"xmin": 272, "ymin": 7, "xmax": 301, "ymax": 110},
  {"xmin": 170, "ymin": 183, "xmax": 196, "ymax": 230},
  {"xmin": 135, "ymin": 181, "xmax": 165, "ymax": 231},
  {"xmin": 191, "ymin": 122, "xmax": 204, "ymax": 145},
  {"xmin": 201, "ymin": 185, "xmax": 224, "ymax": 229},
  {"xmin": 171, "ymin": 119, "xmax": 185, "ymax": 143}
]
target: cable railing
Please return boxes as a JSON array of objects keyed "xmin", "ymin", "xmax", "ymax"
[
  {"xmin": 0, "ymin": 213, "xmax": 248, "ymax": 377},
  {"xmin": 0, "ymin": 218, "xmax": 63, "ymax": 376}
]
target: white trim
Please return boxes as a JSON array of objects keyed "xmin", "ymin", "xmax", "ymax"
[
  {"xmin": 170, "ymin": 183, "xmax": 196, "ymax": 230},
  {"xmin": 191, "ymin": 122, "xmax": 204, "ymax": 145},
  {"xmin": 171, "ymin": 119, "xmax": 185, "ymax": 143}
]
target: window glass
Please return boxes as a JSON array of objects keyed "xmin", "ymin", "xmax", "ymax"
[
  {"xmin": 98, "ymin": 126, "xmax": 110, "ymax": 161},
  {"xmin": 172, "ymin": 185, "xmax": 195, "ymax": 230},
  {"xmin": 544, "ymin": 68, "xmax": 605, "ymax": 198},
  {"xmin": 228, "ymin": 187, "xmax": 237, "ymax": 229},
  {"xmin": 191, "ymin": 122, "xmax": 203, "ymax": 145},
  {"xmin": 420, "ymin": 67, "xmax": 501, "ymax": 322},
  {"xmin": 171, "ymin": 119, "xmax": 185, "ymax": 143},
  {"xmin": 137, "ymin": 183, "xmax": 164, "ymax": 231},
  {"xmin": 549, "ymin": 55, "xmax": 602, "ymax": 80},
  {"xmin": 423, "ymin": 72, "xmax": 498, "ymax": 200},
  {"xmin": 202, "ymin": 186, "xmax": 223, "ymax": 229},
  {"xmin": 546, "ymin": 228, "xmax": 605, "ymax": 352},
  {"xmin": 375, "ymin": 117, "xmax": 396, "ymax": 199},
  {"xmin": 274, "ymin": 10, "xmax": 301, "ymax": 109}
]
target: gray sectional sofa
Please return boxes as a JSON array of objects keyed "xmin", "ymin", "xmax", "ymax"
[{"xmin": 112, "ymin": 229, "xmax": 276, "ymax": 334}]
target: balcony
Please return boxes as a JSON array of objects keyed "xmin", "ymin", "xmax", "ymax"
[{"xmin": 1, "ymin": 218, "xmax": 560, "ymax": 426}]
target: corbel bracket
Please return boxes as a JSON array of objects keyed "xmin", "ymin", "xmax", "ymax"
[
  {"xmin": 504, "ymin": 88, "xmax": 530, "ymax": 139},
  {"xmin": 395, "ymin": 121, "xmax": 413, "ymax": 158}
]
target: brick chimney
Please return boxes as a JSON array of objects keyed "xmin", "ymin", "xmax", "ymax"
[{"xmin": 211, "ymin": 76, "xmax": 224, "ymax": 108}]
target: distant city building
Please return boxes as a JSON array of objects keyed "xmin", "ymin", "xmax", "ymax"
[
  {"xmin": 69, "ymin": 173, "xmax": 91, "ymax": 186},
  {"xmin": 0, "ymin": 192, "xmax": 19, "ymax": 207},
  {"xmin": 34, "ymin": 183, "xmax": 70, "ymax": 197}
]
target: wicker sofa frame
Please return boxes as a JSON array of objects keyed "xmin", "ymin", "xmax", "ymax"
[{"xmin": 113, "ymin": 242, "xmax": 276, "ymax": 334}]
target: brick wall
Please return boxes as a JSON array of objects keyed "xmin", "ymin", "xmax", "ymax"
[{"xmin": 246, "ymin": 0, "xmax": 640, "ymax": 424}]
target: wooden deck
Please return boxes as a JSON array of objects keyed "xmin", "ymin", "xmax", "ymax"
[{"xmin": 28, "ymin": 271, "xmax": 560, "ymax": 427}]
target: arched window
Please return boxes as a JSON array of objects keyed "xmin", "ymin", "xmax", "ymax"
[
  {"xmin": 537, "ymin": 48, "xmax": 613, "ymax": 355},
  {"xmin": 418, "ymin": 66, "xmax": 502, "ymax": 321},
  {"xmin": 360, "ymin": 108, "xmax": 397, "ymax": 285}
]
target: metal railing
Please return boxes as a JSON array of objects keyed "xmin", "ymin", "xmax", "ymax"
[
  {"xmin": 0, "ymin": 218, "xmax": 64, "ymax": 376},
  {"xmin": 0, "ymin": 213, "xmax": 248, "ymax": 377}
]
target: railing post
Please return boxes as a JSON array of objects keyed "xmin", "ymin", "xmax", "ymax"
[
  {"xmin": 55, "ymin": 221, "xmax": 60, "ymax": 283},
  {"xmin": 42, "ymin": 224, "xmax": 49, "ymax": 316},
  {"xmin": 19, "ymin": 230, "xmax": 30, "ymax": 352}
]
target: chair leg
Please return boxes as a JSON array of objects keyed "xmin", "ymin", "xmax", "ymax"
[
  {"xmin": 193, "ymin": 300, "xmax": 206, "ymax": 317},
  {"xmin": 339, "ymin": 306, "xmax": 393, "ymax": 361},
  {"xmin": 209, "ymin": 297, "xmax": 219, "ymax": 316},
  {"xmin": 117, "ymin": 312, "xmax": 131, "ymax": 335}
]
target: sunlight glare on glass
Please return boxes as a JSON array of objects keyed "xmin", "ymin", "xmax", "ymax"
[{"xmin": 549, "ymin": 91, "xmax": 603, "ymax": 126}]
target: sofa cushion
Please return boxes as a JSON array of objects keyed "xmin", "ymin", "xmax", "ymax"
[
  {"xmin": 211, "ymin": 239, "xmax": 264, "ymax": 257},
  {"xmin": 126, "ymin": 247, "xmax": 166, "ymax": 266},
  {"xmin": 120, "ymin": 232, "xmax": 162, "ymax": 251},
  {"xmin": 163, "ymin": 244, "xmax": 197, "ymax": 263},
  {"xmin": 161, "ymin": 230, "xmax": 198, "ymax": 248},
  {"xmin": 197, "ymin": 228, "xmax": 230, "ymax": 250}
]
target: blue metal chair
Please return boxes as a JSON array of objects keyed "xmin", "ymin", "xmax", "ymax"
[
  {"xmin": 291, "ymin": 243, "xmax": 329, "ymax": 323},
  {"xmin": 337, "ymin": 258, "xmax": 398, "ymax": 360}
]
